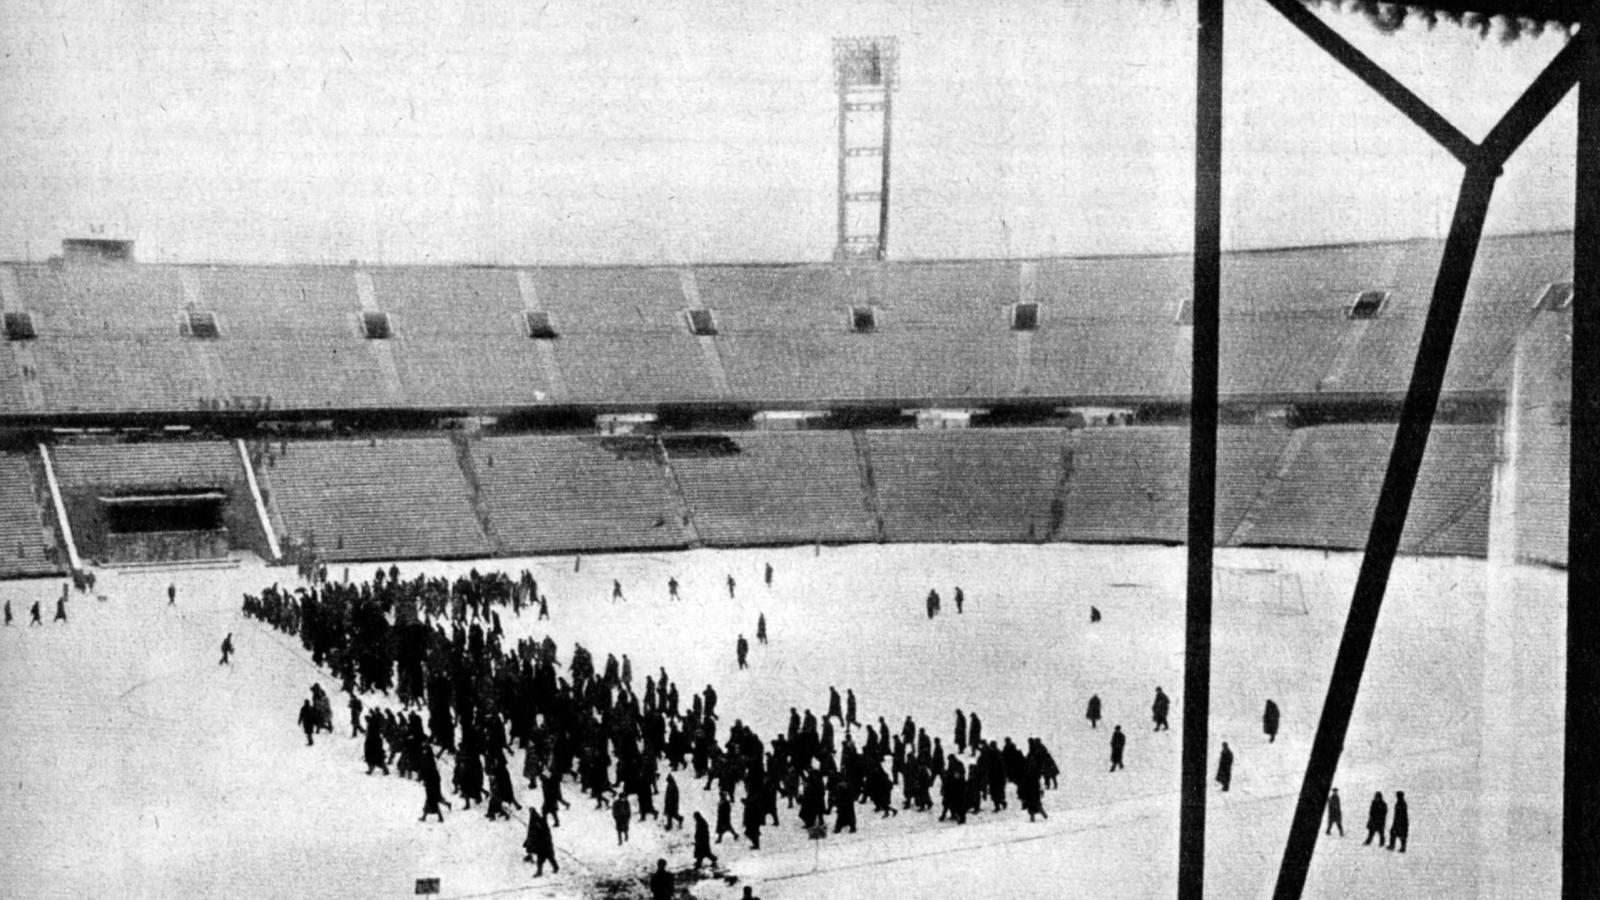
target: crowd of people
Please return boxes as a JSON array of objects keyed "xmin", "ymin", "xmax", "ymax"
[{"xmin": 238, "ymin": 560, "xmax": 1407, "ymax": 891}]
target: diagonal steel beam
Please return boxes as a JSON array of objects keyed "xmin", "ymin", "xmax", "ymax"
[
  {"xmin": 1270, "ymin": 159, "xmax": 1498, "ymax": 900},
  {"xmin": 1567, "ymin": 9, "xmax": 1600, "ymax": 900},
  {"xmin": 1180, "ymin": 1, "xmax": 1223, "ymax": 897},
  {"xmin": 1262, "ymin": 0, "xmax": 1479, "ymax": 166},
  {"xmin": 1479, "ymin": 34, "xmax": 1583, "ymax": 169}
]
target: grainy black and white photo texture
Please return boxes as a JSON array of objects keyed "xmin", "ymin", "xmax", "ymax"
[{"xmin": 0, "ymin": 1, "xmax": 1592, "ymax": 898}]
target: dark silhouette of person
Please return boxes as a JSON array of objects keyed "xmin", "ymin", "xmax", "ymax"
[
  {"xmin": 1326, "ymin": 787, "xmax": 1343, "ymax": 836},
  {"xmin": 649, "ymin": 858, "xmax": 673, "ymax": 900},
  {"xmin": 29, "ymin": 600, "xmax": 41, "ymax": 625},
  {"xmin": 1110, "ymin": 725, "xmax": 1126, "ymax": 772},
  {"xmin": 736, "ymin": 635, "xmax": 749, "ymax": 670},
  {"xmin": 298, "ymin": 699, "xmax": 317, "ymax": 746},
  {"xmin": 348, "ymin": 693, "xmax": 363, "ymax": 737},
  {"xmin": 612, "ymin": 580, "xmax": 624, "ymax": 603},
  {"xmin": 668, "ymin": 576, "xmax": 680, "ymax": 601},
  {"xmin": 523, "ymin": 811, "xmax": 558, "ymax": 875},
  {"xmin": 764, "ymin": 562, "xmax": 773, "ymax": 587},
  {"xmin": 1090, "ymin": 605, "xmax": 1102, "ymax": 623},
  {"xmin": 1263, "ymin": 699, "xmax": 1280, "ymax": 743},
  {"xmin": 1215, "ymin": 742, "xmax": 1233, "ymax": 792},
  {"xmin": 53, "ymin": 596, "xmax": 67, "ymax": 623},
  {"xmin": 663, "ymin": 773, "xmax": 684, "ymax": 829},
  {"xmin": 756, "ymin": 613, "xmax": 767, "ymax": 644},
  {"xmin": 219, "ymin": 633, "xmax": 234, "ymax": 665},
  {"xmin": 167, "ymin": 583, "xmax": 176, "ymax": 605},
  {"xmin": 1087, "ymin": 694, "xmax": 1103, "ymax": 729},
  {"xmin": 1152, "ymin": 687, "xmax": 1170, "ymax": 731},
  {"xmin": 693, "ymin": 811, "xmax": 718, "ymax": 868},
  {"xmin": 954, "ymin": 587, "xmax": 964, "ymax": 614},
  {"xmin": 538, "ymin": 595, "xmax": 549, "ymax": 620},
  {"xmin": 1365, "ymin": 792, "xmax": 1388, "ymax": 846},
  {"xmin": 364, "ymin": 710, "xmax": 389, "ymax": 774},
  {"xmin": 541, "ymin": 773, "xmax": 570, "ymax": 826},
  {"xmin": 1389, "ymin": 791, "xmax": 1408, "ymax": 852},
  {"xmin": 612, "ymin": 795, "xmax": 632, "ymax": 844},
  {"xmin": 727, "ymin": 575, "xmax": 736, "ymax": 599},
  {"xmin": 3, "ymin": 600, "xmax": 10, "ymax": 626},
  {"xmin": 715, "ymin": 793, "xmax": 736, "ymax": 843}
]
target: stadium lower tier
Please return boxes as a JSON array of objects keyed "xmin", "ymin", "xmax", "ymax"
[{"xmin": 0, "ymin": 421, "xmax": 1564, "ymax": 577}]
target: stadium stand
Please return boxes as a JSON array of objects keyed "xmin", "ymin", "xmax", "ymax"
[
  {"xmin": 368, "ymin": 268, "xmax": 553, "ymax": 408},
  {"xmin": 0, "ymin": 452, "xmax": 59, "ymax": 577},
  {"xmin": 1241, "ymin": 423, "xmax": 1497, "ymax": 553},
  {"xmin": 1058, "ymin": 426, "xmax": 1190, "ymax": 544},
  {"xmin": 865, "ymin": 429, "xmax": 1067, "ymax": 543},
  {"xmin": 471, "ymin": 435, "xmax": 688, "ymax": 554},
  {"xmin": 261, "ymin": 438, "xmax": 491, "ymax": 562},
  {"xmin": 51, "ymin": 441, "xmax": 246, "ymax": 490},
  {"xmin": 665, "ymin": 432, "xmax": 877, "ymax": 546}
]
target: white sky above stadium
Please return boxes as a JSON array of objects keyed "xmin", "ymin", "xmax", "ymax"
[{"xmin": 0, "ymin": 0, "xmax": 1578, "ymax": 265}]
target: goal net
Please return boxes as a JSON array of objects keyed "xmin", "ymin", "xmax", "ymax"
[{"xmin": 1215, "ymin": 567, "xmax": 1309, "ymax": 616}]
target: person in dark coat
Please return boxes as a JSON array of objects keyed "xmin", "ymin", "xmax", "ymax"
[
  {"xmin": 523, "ymin": 811, "xmax": 559, "ymax": 875},
  {"xmin": 1388, "ymin": 791, "xmax": 1408, "ymax": 852},
  {"xmin": 541, "ymin": 773, "xmax": 570, "ymax": 826},
  {"xmin": 29, "ymin": 599, "xmax": 41, "ymax": 625},
  {"xmin": 420, "ymin": 754, "xmax": 452, "ymax": 822},
  {"xmin": 954, "ymin": 586, "xmax": 964, "ymax": 613},
  {"xmin": 954, "ymin": 709, "xmax": 967, "ymax": 754},
  {"xmin": 693, "ymin": 811, "xmax": 718, "ymax": 868},
  {"xmin": 727, "ymin": 574, "xmax": 736, "ymax": 599},
  {"xmin": 827, "ymin": 686, "xmax": 843, "ymax": 724},
  {"xmin": 756, "ymin": 612, "xmax": 767, "ymax": 644},
  {"xmin": 742, "ymin": 793, "xmax": 763, "ymax": 849},
  {"xmin": 736, "ymin": 635, "xmax": 749, "ymax": 670},
  {"xmin": 715, "ymin": 792, "xmax": 736, "ymax": 843},
  {"xmin": 364, "ymin": 710, "xmax": 389, "ymax": 774},
  {"xmin": 348, "ymin": 693, "xmax": 363, "ymax": 737},
  {"xmin": 668, "ymin": 576, "xmax": 680, "ymax": 601},
  {"xmin": 298, "ymin": 699, "xmax": 317, "ymax": 746},
  {"xmin": 219, "ymin": 633, "xmax": 234, "ymax": 665},
  {"xmin": 968, "ymin": 713, "xmax": 982, "ymax": 752},
  {"xmin": 538, "ymin": 595, "xmax": 549, "ymax": 620},
  {"xmin": 167, "ymin": 583, "xmax": 176, "ymax": 606},
  {"xmin": 833, "ymin": 780, "xmax": 857, "ymax": 834},
  {"xmin": 1216, "ymin": 742, "xmax": 1233, "ymax": 792},
  {"xmin": 1087, "ymin": 693, "xmax": 1103, "ymax": 729},
  {"xmin": 3, "ymin": 600, "xmax": 10, "ymax": 625},
  {"xmin": 612, "ymin": 580, "xmax": 624, "ymax": 603},
  {"xmin": 1263, "ymin": 699, "xmax": 1280, "ymax": 743},
  {"xmin": 1326, "ymin": 787, "xmax": 1344, "ymax": 835},
  {"xmin": 648, "ymin": 859, "xmax": 674, "ymax": 900},
  {"xmin": 846, "ymin": 689, "xmax": 859, "ymax": 728},
  {"xmin": 926, "ymin": 589, "xmax": 939, "ymax": 619},
  {"xmin": 764, "ymin": 562, "xmax": 773, "ymax": 587},
  {"xmin": 1365, "ymin": 792, "xmax": 1388, "ymax": 846},
  {"xmin": 612, "ymin": 795, "xmax": 632, "ymax": 844},
  {"xmin": 1152, "ymin": 687, "xmax": 1170, "ymax": 731},
  {"xmin": 53, "ymin": 596, "xmax": 67, "ymax": 623},
  {"xmin": 663, "ymin": 773, "xmax": 684, "ymax": 829},
  {"xmin": 1109, "ymin": 725, "xmax": 1125, "ymax": 772},
  {"xmin": 1090, "ymin": 605, "xmax": 1102, "ymax": 623}
]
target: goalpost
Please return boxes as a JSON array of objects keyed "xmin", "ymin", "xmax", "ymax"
[{"xmin": 1214, "ymin": 566, "xmax": 1309, "ymax": 616}]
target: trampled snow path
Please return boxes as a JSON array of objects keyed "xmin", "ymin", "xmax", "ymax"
[{"xmin": 0, "ymin": 544, "xmax": 1564, "ymax": 899}]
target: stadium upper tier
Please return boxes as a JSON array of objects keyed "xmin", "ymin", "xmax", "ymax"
[{"xmin": 0, "ymin": 231, "xmax": 1571, "ymax": 416}]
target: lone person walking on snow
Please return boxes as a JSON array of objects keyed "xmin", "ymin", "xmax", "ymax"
[
  {"xmin": 1326, "ymin": 787, "xmax": 1344, "ymax": 836},
  {"xmin": 1087, "ymin": 694, "xmax": 1102, "ymax": 729},
  {"xmin": 736, "ymin": 634, "xmax": 749, "ymax": 670},
  {"xmin": 1110, "ymin": 725, "xmax": 1126, "ymax": 772},
  {"xmin": 1152, "ymin": 687, "xmax": 1170, "ymax": 731},
  {"xmin": 219, "ymin": 633, "xmax": 234, "ymax": 665},
  {"xmin": 1389, "ymin": 791, "xmax": 1408, "ymax": 852},
  {"xmin": 53, "ymin": 595, "xmax": 67, "ymax": 623},
  {"xmin": 1215, "ymin": 742, "xmax": 1233, "ymax": 792},
  {"xmin": 1365, "ymin": 792, "xmax": 1388, "ymax": 846},
  {"xmin": 298, "ymin": 699, "xmax": 317, "ymax": 746},
  {"xmin": 1263, "ymin": 699, "xmax": 1280, "ymax": 743}
]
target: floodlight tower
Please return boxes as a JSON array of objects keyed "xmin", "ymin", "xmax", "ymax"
[{"xmin": 833, "ymin": 37, "xmax": 897, "ymax": 262}]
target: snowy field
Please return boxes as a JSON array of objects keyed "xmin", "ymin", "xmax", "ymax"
[{"xmin": 0, "ymin": 543, "xmax": 1565, "ymax": 899}]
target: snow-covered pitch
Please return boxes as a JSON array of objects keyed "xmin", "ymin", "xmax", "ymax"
[{"xmin": 0, "ymin": 543, "xmax": 1564, "ymax": 899}]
